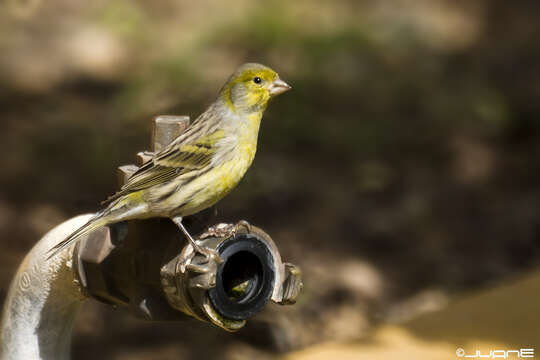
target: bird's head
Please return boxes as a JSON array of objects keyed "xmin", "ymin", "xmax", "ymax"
[{"xmin": 220, "ymin": 63, "xmax": 291, "ymax": 114}]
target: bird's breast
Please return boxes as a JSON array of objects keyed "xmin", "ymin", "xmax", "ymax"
[{"xmin": 163, "ymin": 112, "xmax": 262, "ymax": 217}]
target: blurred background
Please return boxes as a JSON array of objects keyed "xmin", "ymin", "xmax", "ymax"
[{"xmin": 1, "ymin": 0, "xmax": 540, "ymax": 359}]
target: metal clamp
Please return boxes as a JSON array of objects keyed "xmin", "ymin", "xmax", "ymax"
[{"xmin": 74, "ymin": 115, "xmax": 302, "ymax": 331}]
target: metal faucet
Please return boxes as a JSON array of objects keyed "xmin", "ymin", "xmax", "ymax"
[{"xmin": 0, "ymin": 115, "xmax": 302, "ymax": 360}]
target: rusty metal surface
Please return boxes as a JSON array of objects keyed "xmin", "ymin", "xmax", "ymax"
[
  {"xmin": 135, "ymin": 151, "xmax": 153, "ymax": 166},
  {"xmin": 117, "ymin": 115, "xmax": 191, "ymax": 187},
  {"xmin": 117, "ymin": 164, "xmax": 138, "ymax": 187},
  {"xmin": 151, "ymin": 115, "xmax": 190, "ymax": 153},
  {"xmin": 160, "ymin": 221, "xmax": 303, "ymax": 331},
  {"xmin": 0, "ymin": 111, "xmax": 302, "ymax": 359}
]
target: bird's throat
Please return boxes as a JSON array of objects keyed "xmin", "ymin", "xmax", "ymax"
[{"xmin": 237, "ymin": 112, "xmax": 262, "ymax": 164}]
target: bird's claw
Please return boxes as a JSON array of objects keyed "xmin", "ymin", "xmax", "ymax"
[
  {"xmin": 183, "ymin": 245, "xmax": 221, "ymax": 290},
  {"xmin": 199, "ymin": 220, "xmax": 252, "ymax": 240},
  {"xmin": 181, "ymin": 221, "xmax": 254, "ymax": 290},
  {"xmin": 192, "ymin": 244, "xmax": 223, "ymax": 265}
]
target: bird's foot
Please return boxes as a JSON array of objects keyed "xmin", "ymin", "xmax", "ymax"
[
  {"xmin": 199, "ymin": 220, "xmax": 252, "ymax": 240},
  {"xmin": 172, "ymin": 215, "xmax": 222, "ymax": 269},
  {"xmin": 192, "ymin": 243, "xmax": 223, "ymax": 266},
  {"xmin": 180, "ymin": 220, "xmax": 253, "ymax": 289},
  {"xmin": 178, "ymin": 244, "xmax": 222, "ymax": 289}
]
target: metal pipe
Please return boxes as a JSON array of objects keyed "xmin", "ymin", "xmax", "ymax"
[
  {"xmin": 0, "ymin": 216, "xmax": 302, "ymax": 359},
  {"xmin": 0, "ymin": 215, "xmax": 93, "ymax": 360},
  {"xmin": 0, "ymin": 114, "xmax": 302, "ymax": 359}
]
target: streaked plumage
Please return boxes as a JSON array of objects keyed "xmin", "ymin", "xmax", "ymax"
[{"xmin": 48, "ymin": 63, "xmax": 291, "ymax": 259}]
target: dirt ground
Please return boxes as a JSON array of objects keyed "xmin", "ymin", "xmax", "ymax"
[{"xmin": 287, "ymin": 268, "xmax": 540, "ymax": 359}]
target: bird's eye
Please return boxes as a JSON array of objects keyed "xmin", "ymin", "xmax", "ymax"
[{"xmin": 253, "ymin": 77, "xmax": 262, "ymax": 84}]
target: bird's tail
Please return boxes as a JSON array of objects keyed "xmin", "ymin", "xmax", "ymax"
[
  {"xmin": 46, "ymin": 211, "xmax": 110, "ymax": 260},
  {"xmin": 47, "ymin": 192, "xmax": 146, "ymax": 260}
]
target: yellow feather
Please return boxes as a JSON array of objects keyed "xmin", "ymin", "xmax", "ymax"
[{"xmin": 49, "ymin": 63, "xmax": 290, "ymax": 259}]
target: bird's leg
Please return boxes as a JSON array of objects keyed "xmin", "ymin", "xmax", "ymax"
[
  {"xmin": 173, "ymin": 216, "xmax": 203, "ymax": 253},
  {"xmin": 172, "ymin": 216, "xmax": 222, "ymax": 265}
]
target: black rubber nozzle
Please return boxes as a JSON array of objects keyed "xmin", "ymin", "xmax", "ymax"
[{"xmin": 208, "ymin": 234, "xmax": 275, "ymax": 320}]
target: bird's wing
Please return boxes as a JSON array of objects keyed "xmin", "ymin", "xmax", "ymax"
[{"xmin": 103, "ymin": 128, "xmax": 225, "ymax": 203}]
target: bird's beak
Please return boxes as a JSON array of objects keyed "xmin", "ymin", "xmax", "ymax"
[{"xmin": 268, "ymin": 78, "xmax": 292, "ymax": 97}]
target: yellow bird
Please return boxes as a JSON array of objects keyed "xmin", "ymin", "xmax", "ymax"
[{"xmin": 48, "ymin": 63, "xmax": 291, "ymax": 261}]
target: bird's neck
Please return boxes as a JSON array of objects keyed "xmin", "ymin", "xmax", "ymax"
[
  {"xmin": 239, "ymin": 112, "xmax": 262, "ymax": 141},
  {"xmin": 236, "ymin": 112, "xmax": 262, "ymax": 163},
  {"xmin": 215, "ymin": 97, "xmax": 263, "ymax": 141},
  {"xmin": 212, "ymin": 97, "xmax": 263, "ymax": 163}
]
